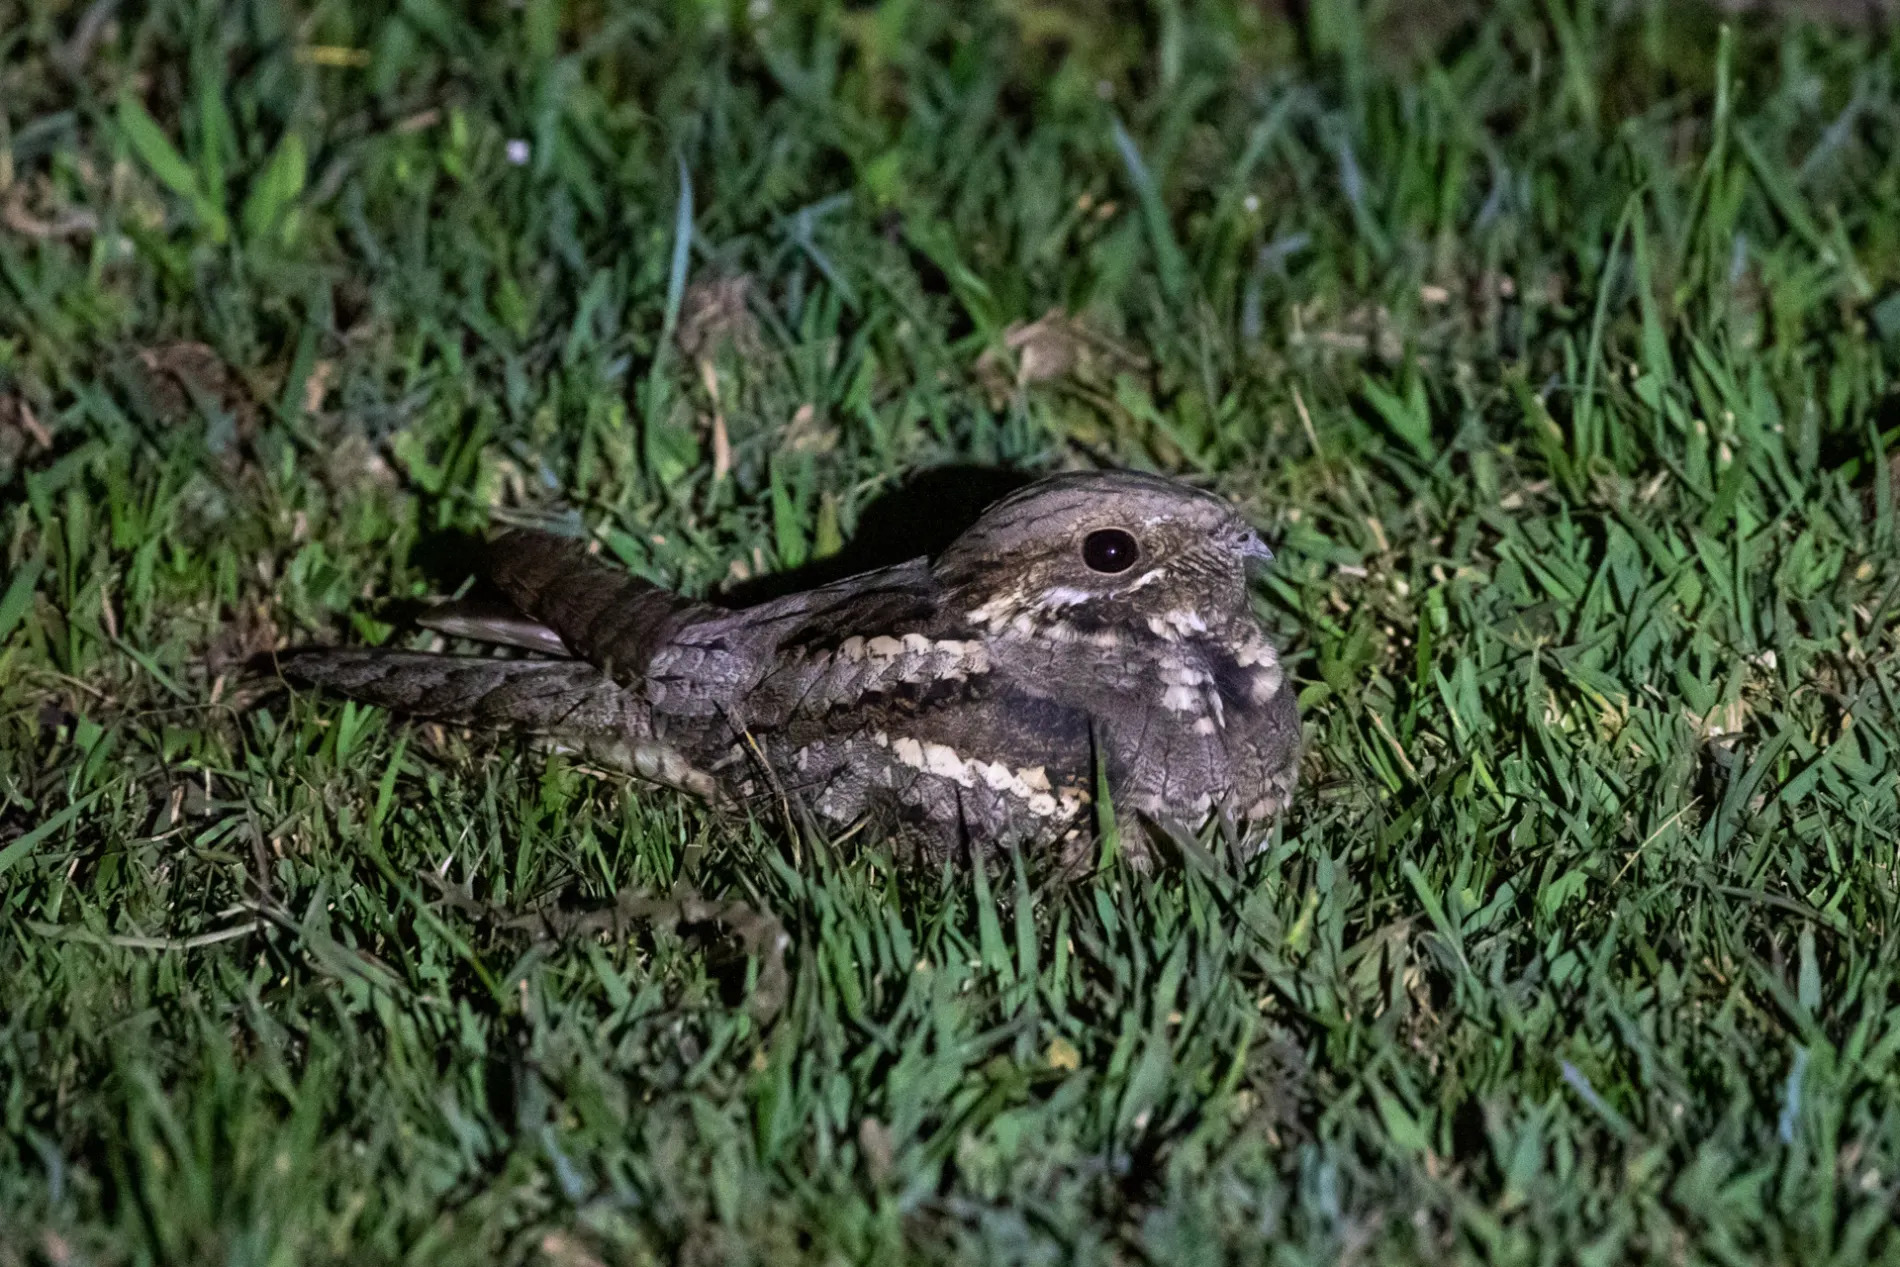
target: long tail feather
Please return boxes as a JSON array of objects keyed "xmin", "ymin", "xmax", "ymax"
[{"xmin": 278, "ymin": 650, "xmax": 636, "ymax": 736}]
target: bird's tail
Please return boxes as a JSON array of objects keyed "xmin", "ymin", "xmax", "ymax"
[{"xmin": 275, "ymin": 649, "xmax": 638, "ymax": 737}]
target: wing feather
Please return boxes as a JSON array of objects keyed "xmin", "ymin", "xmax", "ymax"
[{"xmin": 485, "ymin": 530, "xmax": 707, "ymax": 684}]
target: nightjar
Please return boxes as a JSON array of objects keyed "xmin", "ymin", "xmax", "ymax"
[{"xmin": 278, "ymin": 471, "xmax": 1301, "ymax": 867}]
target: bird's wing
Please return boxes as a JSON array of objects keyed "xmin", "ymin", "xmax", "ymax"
[
  {"xmin": 485, "ymin": 529, "xmax": 712, "ymax": 685},
  {"xmin": 644, "ymin": 558, "xmax": 942, "ymax": 719},
  {"xmin": 687, "ymin": 560, "xmax": 1098, "ymax": 847}
]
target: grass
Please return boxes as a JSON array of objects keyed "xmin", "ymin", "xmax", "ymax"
[{"xmin": 4, "ymin": 0, "xmax": 1900, "ymax": 1261}]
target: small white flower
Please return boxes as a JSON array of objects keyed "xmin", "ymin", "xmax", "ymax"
[
  {"xmin": 505, "ymin": 139, "xmax": 531, "ymax": 166},
  {"xmin": 1242, "ymin": 193, "xmax": 1260, "ymax": 214},
  {"xmin": 748, "ymin": 0, "xmax": 771, "ymax": 18}
]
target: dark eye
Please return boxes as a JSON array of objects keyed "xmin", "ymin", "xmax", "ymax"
[{"xmin": 1081, "ymin": 528, "xmax": 1140, "ymax": 574}]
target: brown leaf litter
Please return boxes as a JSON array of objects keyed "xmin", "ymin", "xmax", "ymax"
[{"xmin": 973, "ymin": 308, "xmax": 1150, "ymax": 405}]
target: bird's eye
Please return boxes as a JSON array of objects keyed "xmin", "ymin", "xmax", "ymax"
[{"xmin": 1081, "ymin": 528, "xmax": 1140, "ymax": 574}]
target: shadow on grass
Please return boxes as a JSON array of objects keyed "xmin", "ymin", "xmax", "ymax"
[
  {"xmin": 721, "ymin": 462, "xmax": 1036, "ymax": 604},
  {"xmin": 375, "ymin": 462, "xmax": 1039, "ymax": 627}
]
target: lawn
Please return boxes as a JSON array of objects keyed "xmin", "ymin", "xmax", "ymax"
[{"xmin": 4, "ymin": 0, "xmax": 1900, "ymax": 1261}]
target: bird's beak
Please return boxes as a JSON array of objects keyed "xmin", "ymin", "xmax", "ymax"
[{"xmin": 1243, "ymin": 532, "xmax": 1275, "ymax": 565}]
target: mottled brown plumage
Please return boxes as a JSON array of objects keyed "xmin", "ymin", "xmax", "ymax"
[{"xmin": 277, "ymin": 471, "xmax": 1301, "ymax": 867}]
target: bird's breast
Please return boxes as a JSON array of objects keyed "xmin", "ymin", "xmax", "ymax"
[{"xmin": 979, "ymin": 619, "xmax": 1296, "ymax": 822}]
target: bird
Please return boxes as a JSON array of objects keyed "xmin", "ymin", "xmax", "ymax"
[{"xmin": 275, "ymin": 470, "xmax": 1301, "ymax": 869}]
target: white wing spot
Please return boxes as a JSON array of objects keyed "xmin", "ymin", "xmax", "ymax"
[
  {"xmin": 877, "ymin": 735, "xmax": 1085, "ymax": 819},
  {"xmin": 922, "ymin": 742, "xmax": 970, "ymax": 782}
]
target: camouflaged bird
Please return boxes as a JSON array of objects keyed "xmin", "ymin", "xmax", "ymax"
[{"xmin": 278, "ymin": 471, "xmax": 1301, "ymax": 868}]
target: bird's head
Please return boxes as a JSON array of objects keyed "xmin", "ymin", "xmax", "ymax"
[{"xmin": 936, "ymin": 470, "xmax": 1274, "ymax": 641}]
